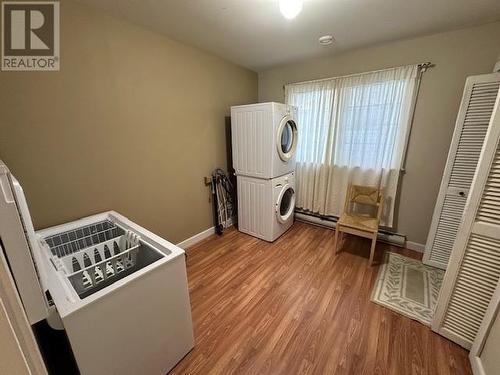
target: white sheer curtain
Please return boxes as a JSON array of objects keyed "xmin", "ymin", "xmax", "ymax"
[{"xmin": 286, "ymin": 65, "xmax": 419, "ymax": 227}]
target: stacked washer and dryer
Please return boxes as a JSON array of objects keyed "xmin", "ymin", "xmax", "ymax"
[{"xmin": 231, "ymin": 102, "xmax": 299, "ymax": 242}]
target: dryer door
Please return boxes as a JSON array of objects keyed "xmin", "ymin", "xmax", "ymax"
[
  {"xmin": 277, "ymin": 116, "xmax": 298, "ymax": 162},
  {"xmin": 275, "ymin": 184, "xmax": 295, "ymax": 224}
]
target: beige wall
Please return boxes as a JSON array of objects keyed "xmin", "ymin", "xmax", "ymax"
[
  {"xmin": 259, "ymin": 22, "xmax": 500, "ymax": 244},
  {"xmin": 0, "ymin": 1, "xmax": 257, "ymax": 243}
]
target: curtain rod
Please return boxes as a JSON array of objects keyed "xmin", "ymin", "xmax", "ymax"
[{"xmin": 283, "ymin": 62, "xmax": 434, "ymax": 90}]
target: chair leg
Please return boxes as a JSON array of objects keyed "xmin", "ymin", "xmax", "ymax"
[
  {"xmin": 334, "ymin": 227, "xmax": 340, "ymax": 254},
  {"xmin": 369, "ymin": 235, "xmax": 377, "ymax": 266}
]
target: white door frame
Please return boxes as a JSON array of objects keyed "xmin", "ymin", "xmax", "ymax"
[
  {"xmin": 469, "ymin": 279, "xmax": 500, "ymax": 375},
  {"xmin": 0, "ymin": 244, "xmax": 47, "ymax": 375}
]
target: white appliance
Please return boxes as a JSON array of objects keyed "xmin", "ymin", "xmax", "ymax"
[
  {"xmin": 0, "ymin": 160, "xmax": 194, "ymax": 375},
  {"xmin": 231, "ymin": 102, "xmax": 298, "ymax": 179},
  {"xmin": 237, "ymin": 172, "xmax": 295, "ymax": 242}
]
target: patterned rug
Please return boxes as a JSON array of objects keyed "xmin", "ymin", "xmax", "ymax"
[{"xmin": 371, "ymin": 252, "xmax": 445, "ymax": 326}]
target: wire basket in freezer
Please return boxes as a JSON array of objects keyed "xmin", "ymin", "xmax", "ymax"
[
  {"xmin": 44, "ymin": 220, "xmax": 121, "ymax": 258},
  {"xmin": 42, "ymin": 220, "xmax": 163, "ymax": 299}
]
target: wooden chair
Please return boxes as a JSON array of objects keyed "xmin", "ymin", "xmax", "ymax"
[{"xmin": 333, "ymin": 184, "xmax": 384, "ymax": 266}]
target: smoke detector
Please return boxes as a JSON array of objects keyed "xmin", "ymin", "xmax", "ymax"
[{"xmin": 319, "ymin": 35, "xmax": 334, "ymax": 46}]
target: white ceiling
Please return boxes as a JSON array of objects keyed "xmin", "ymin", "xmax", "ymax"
[{"xmin": 77, "ymin": 0, "xmax": 500, "ymax": 71}]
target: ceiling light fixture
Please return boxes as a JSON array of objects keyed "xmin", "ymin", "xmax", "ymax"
[
  {"xmin": 279, "ymin": 0, "xmax": 303, "ymax": 20},
  {"xmin": 319, "ymin": 35, "xmax": 334, "ymax": 46}
]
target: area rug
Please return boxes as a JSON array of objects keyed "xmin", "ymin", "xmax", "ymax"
[{"xmin": 371, "ymin": 252, "xmax": 445, "ymax": 326}]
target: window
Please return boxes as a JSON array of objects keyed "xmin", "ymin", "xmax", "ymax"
[
  {"xmin": 292, "ymin": 85, "xmax": 334, "ymax": 164},
  {"xmin": 285, "ymin": 64, "xmax": 419, "ymax": 227},
  {"xmin": 334, "ymin": 80, "xmax": 406, "ymax": 169}
]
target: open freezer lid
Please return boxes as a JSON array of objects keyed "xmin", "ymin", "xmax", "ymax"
[{"xmin": 0, "ymin": 160, "xmax": 49, "ymax": 323}]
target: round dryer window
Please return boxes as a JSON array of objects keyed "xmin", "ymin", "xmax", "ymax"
[
  {"xmin": 277, "ymin": 117, "xmax": 298, "ymax": 162},
  {"xmin": 276, "ymin": 185, "xmax": 295, "ymax": 224}
]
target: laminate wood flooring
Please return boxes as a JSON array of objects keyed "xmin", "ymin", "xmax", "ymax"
[{"xmin": 170, "ymin": 221, "xmax": 471, "ymax": 375}]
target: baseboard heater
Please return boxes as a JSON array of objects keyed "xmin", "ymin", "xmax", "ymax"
[{"xmin": 294, "ymin": 211, "xmax": 406, "ymax": 248}]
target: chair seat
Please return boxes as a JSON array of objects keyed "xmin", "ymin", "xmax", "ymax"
[{"xmin": 338, "ymin": 213, "xmax": 379, "ymax": 232}]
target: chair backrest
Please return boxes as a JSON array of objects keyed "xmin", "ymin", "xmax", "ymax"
[{"xmin": 344, "ymin": 184, "xmax": 384, "ymax": 218}]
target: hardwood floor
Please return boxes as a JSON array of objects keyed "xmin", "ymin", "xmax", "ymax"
[{"xmin": 170, "ymin": 221, "xmax": 472, "ymax": 375}]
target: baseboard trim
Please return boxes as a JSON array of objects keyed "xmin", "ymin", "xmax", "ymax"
[
  {"xmin": 405, "ymin": 241, "xmax": 425, "ymax": 253},
  {"xmin": 178, "ymin": 215, "xmax": 425, "ymax": 253},
  {"xmin": 177, "ymin": 218, "xmax": 235, "ymax": 249},
  {"xmin": 177, "ymin": 226, "xmax": 216, "ymax": 249}
]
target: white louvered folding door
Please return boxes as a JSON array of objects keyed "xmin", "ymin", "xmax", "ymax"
[
  {"xmin": 424, "ymin": 73, "xmax": 500, "ymax": 269},
  {"xmin": 432, "ymin": 88, "xmax": 500, "ymax": 349}
]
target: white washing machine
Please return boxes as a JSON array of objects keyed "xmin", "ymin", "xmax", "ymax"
[
  {"xmin": 237, "ymin": 172, "xmax": 295, "ymax": 242},
  {"xmin": 231, "ymin": 102, "xmax": 298, "ymax": 179}
]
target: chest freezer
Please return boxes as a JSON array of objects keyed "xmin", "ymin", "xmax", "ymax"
[{"xmin": 0, "ymin": 160, "xmax": 194, "ymax": 375}]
